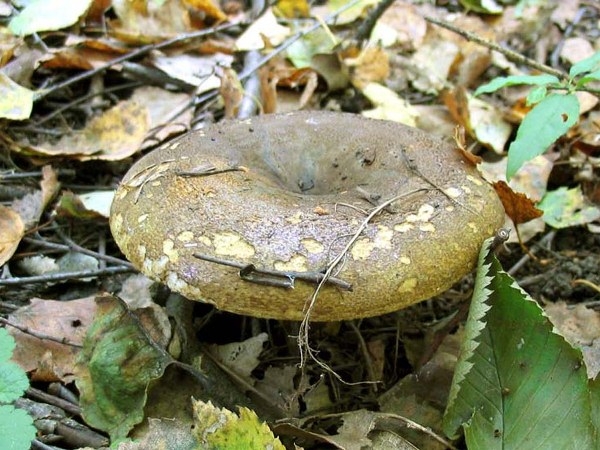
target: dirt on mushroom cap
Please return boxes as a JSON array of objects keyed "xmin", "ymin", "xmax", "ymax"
[{"xmin": 110, "ymin": 111, "xmax": 505, "ymax": 321}]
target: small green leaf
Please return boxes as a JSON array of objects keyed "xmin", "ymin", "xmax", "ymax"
[
  {"xmin": 0, "ymin": 405, "xmax": 36, "ymax": 450},
  {"xmin": 506, "ymin": 93, "xmax": 579, "ymax": 180},
  {"xmin": 0, "ymin": 362, "xmax": 29, "ymax": 404},
  {"xmin": 525, "ymin": 85, "xmax": 547, "ymax": 105},
  {"xmin": 576, "ymin": 69, "xmax": 600, "ymax": 87},
  {"xmin": 0, "ymin": 329, "xmax": 15, "ymax": 362},
  {"xmin": 443, "ymin": 235, "xmax": 599, "ymax": 449},
  {"xmin": 538, "ymin": 186, "xmax": 600, "ymax": 228},
  {"xmin": 474, "ymin": 75, "xmax": 561, "ymax": 96},
  {"xmin": 569, "ymin": 51, "xmax": 600, "ymax": 78}
]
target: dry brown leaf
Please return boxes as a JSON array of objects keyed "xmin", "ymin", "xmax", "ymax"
[
  {"xmin": 219, "ymin": 67, "xmax": 243, "ymax": 119},
  {"xmin": 453, "ymin": 125, "xmax": 482, "ymax": 166},
  {"xmin": 14, "ymin": 101, "xmax": 149, "ymax": 160},
  {"xmin": 11, "ymin": 165, "xmax": 59, "ymax": 229},
  {"xmin": 493, "ymin": 180, "xmax": 543, "ymax": 225},
  {"xmin": 0, "ymin": 205, "xmax": 25, "ymax": 265},
  {"xmin": 8, "ymin": 297, "xmax": 98, "ymax": 382}
]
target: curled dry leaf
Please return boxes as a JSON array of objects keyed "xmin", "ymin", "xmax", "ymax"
[
  {"xmin": 453, "ymin": 125, "xmax": 482, "ymax": 166},
  {"xmin": 493, "ymin": 180, "xmax": 543, "ymax": 225},
  {"xmin": 0, "ymin": 205, "xmax": 25, "ymax": 265}
]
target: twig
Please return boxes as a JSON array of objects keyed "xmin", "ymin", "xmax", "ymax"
[
  {"xmin": 354, "ymin": 0, "xmax": 396, "ymax": 42},
  {"xmin": 298, "ymin": 188, "xmax": 428, "ymax": 377},
  {"xmin": 423, "ymin": 15, "xmax": 567, "ymax": 80},
  {"xmin": 0, "ymin": 317, "xmax": 83, "ymax": 348},
  {"xmin": 35, "ymin": 22, "xmax": 240, "ymax": 101},
  {"xmin": 0, "ymin": 265, "xmax": 133, "ymax": 285},
  {"xmin": 26, "ymin": 387, "xmax": 82, "ymax": 416},
  {"xmin": 193, "ymin": 253, "xmax": 353, "ymax": 291}
]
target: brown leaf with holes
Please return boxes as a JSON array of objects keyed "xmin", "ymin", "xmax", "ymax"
[{"xmin": 493, "ymin": 180, "xmax": 543, "ymax": 225}]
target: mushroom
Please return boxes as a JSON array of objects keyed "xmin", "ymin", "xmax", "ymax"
[{"xmin": 110, "ymin": 111, "xmax": 504, "ymax": 321}]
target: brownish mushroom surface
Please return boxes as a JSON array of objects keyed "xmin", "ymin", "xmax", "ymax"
[{"xmin": 110, "ymin": 111, "xmax": 504, "ymax": 321}]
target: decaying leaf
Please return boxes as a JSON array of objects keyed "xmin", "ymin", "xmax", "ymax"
[
  {"xmin": 8, "ymin": 297, "xmax": 97, "ymax": 383},
  {"xmin": 493, "ymin": 180, "xmax": 543, "ymax": 225},
  {"xmin": 0, "ymin": 205, "xmax": 25, "ymax": 266},
  {"xmin": 192, "ymin": 399, "xmax": 285, "ymax": 450}
]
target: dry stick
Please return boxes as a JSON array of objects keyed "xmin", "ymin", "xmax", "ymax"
[
  {"xmin": 298, "ymin": 188, "xmax": 428, "ymax": 376},
  {"xmin": 0, "ymin": 265, "xmax": 133, "ymax": 286},
  {"xmin": 193, "ymin": 253, "xmax": 353, "ymax": 291},
  {"xmin": 0, "ymin": 317, "xmax": 83, "ymax": 348},
  {"xmin": 423, "ymin": 15, "xmax": 567, "ymax": 80},
  {"xmin": 34, "ymin": 22, "xmax": 240, "ymax": 102}
]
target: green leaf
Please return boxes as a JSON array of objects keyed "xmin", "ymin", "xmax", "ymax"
[
  {"xmin": 538, "ymin": 186, "xmax": 600, "ymax": 228},
  {"xmin": 443, "ymin": 235, "xmax": 599, "ymax": 449},
  {"xmin": 0, "ymin": 362, "xmax": 29, "ymax": 404},
  {"xmin": 474, "ymin": 75, "xmax": 561, "ymax": 96},
  {"xmin": 0, "ymin": 329, "xmax": 15, "ymax": 362},
  {"xmin": 75, "ymin": 295, "xmax": 173, "ymax": 443},
  {"xmin": 506, "ymin": 93, "xmax": 579, "ymax": 180},
  {"xmin": 9, "ymin": 0, "xmax": 93, "ymax": 36},
  {"xmin": 576, "ymin": 69, "xmax": 600, "ymax": 87},
  {"xmin": 569, "ymin": 51, "xmax": 600, "ymax": 78},
  {"xmin": 525, "ymin": 85, "xmax": 547, "ymax": 106},
  {"xmin": 193, "ymin": 400, "xmax": 285, "ymax": 450},
  {"xmin": 0, "ymin": 405, "xmax": 36, "ymax": 450}
]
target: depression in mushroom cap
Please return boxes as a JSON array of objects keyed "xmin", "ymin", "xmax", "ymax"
[{"xmin": 110, "ymin": 111, "xmax": 505, "ymax": 321}]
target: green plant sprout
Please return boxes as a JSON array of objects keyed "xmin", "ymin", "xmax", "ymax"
[
  {"xmin": 475, "ymin": 51, "xmax": 600, "ymax": 180},
  {"xmin": 0, "ymin": 328, "xmax": 36, "ymax": 450}
]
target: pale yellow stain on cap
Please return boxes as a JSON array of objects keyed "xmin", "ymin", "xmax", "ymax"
[
  {"xmin": 112, "ymin": 213, "xmax": 123, "ymax": 232},
  {"xmin": 394, "ymin": 222, "xmax": 414, "ymax": 233},
  {"xmin": 419, "ymin": 223, "xmax": 436, "ymax": 232},
  {"xmin": 406, "ymin": 204, "xmax": 435, "ymax": 223},
  {"xmin": 444, "ymin": 187, "xmax": 462, "ymax": 198},
  {"xmin": 399, "ymin": 256, "xmax": 411, "ymax": 265},
  {"xmin": 467, "ymin": 175, "xmax": 483, "ymax": 186},
  {"xmin": 198, "ymin": 236, "xmax": 212, "ymax": 247},
  {"xmin": 137, "ymin": 244, "xmax": 146, "ymax": 261},
  {"xmin": 274, "ymin": 254, "xmax": 308, "ymax": 271},
  {"xmin": 285, "ymin": 212, "xmax": 303, "ymax": 225},
  {"xmin": 163, "ymin": 239, "xmax": 179, "ymax": 263},
  {"xmin": 351, "ymin": 238, "xmax": 375, "ymax": 260},
  {"xmin": 177, "ymin": 231, "xmax": 194, "ymax": 242},
  {"xmin": 351, "ymin": 225, "xmax": 394, "ymax": 260},
  {"xmin": 398, "ymin": 277, "xmax": 417, "ymax": 293},
  {"xmin": 213, "ymin": 231, "xmax": 255, "ymax": 258},
  {"xmin": 138, "ymin": 213, "xmax": 148, "ymax": 224},
  {"xmin": 301, "ymin": 238, "xmax": 324, "ymax": 254},
  {"xmin": 468, "ymin": 222, "xmax": 478, "ymax": 232}
]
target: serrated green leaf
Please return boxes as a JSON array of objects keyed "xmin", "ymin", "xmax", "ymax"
[
  {"xmin": 474, "ymin": 75, "xmax": 561, "ymax": 96},
  {"xmin": 0, "ymin": 329, "xmax": 15, "ymax": 362},
  {"xmin": 0, "ymin": 405, "xmax": 36, "ymax": 450},
  {"xmin": 569, "ymin": 51, "xmax": 600, "ymax": 78},
  {"xmin": 0, "ymin": 362, "xmax": 29, "ymax": 404},
  {"xmin": 443, "ymin": 235, "xmax": 599, "ymax": 449},
  {"xmin": 506, "ymin": 93, "xmax": 579, "ymax": 180},
  {"xmin": 75, "ymin": 295, "xmax": 173, "ymax": 443},
  {"xmin": 538, "ymin": 186, "xmax": 600, "ymax": 228}
]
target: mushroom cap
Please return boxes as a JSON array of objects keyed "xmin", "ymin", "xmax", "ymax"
[{"xmin": 110, "ymin": 111, "xmax": 504, "ymax": 321}]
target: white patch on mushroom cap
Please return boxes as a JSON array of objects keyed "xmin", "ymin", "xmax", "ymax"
[
  {"xmin": 213, "ymin": 231, "xmax": 255, "ymax": 258},
  {"xmin": 301, "ymin": 238, "xmax": 324, "ymax": 254},
  {"xmin": 274, "ymin": 255, "xmax": 308, "ymax": 271}
]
